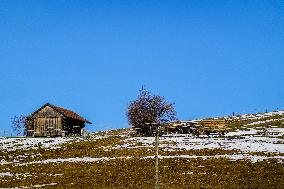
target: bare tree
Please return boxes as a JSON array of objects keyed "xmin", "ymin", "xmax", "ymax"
[
  {"xmin": 11, "ymin": 115, "xmax": 27, "ymax": 136},
  {"xmin": 127, "ymin": 88, "xmax": 177, "ymax": 136}
]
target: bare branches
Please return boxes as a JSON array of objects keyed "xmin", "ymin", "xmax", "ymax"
[
  {"xmin": 127, "ymin": 88, "xmax": 177, "ymax": 136},
  {"xmin": 11, "ymin": 115, "xmax": 27, "ymax": 136}
]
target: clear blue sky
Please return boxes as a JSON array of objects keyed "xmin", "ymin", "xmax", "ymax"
[{"xmin": 1, "ymin": 1, "xmax": 284, "ymax": 135}]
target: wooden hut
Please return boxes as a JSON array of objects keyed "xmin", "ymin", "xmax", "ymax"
[{"xmin": 25, "ymin": 103, "xmax": 92, "ymax": 137}]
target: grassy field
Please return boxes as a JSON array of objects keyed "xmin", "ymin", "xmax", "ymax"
[
  {"xmin": 1, "ymin": 111, "xmax": 284, "ymax": 188},
  {"xmin": 1, "ymin": 157, "xmax": 283, "ymax": 188},
  {"xmin": 0, "ymin": 134, "xmax": 284, "ymax": 188}
]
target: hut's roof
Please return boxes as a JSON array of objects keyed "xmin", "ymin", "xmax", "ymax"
[{"xmin": 30, "ymin": 103, "xmax": 92, "ymax": 124}]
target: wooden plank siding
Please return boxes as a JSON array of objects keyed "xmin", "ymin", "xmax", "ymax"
[
  {"xmin": 33, "ymin": 117, "xmax": 62, "ymax": 136},
  {"xmin": 199, "ymin": 119, "xmax": 226, "ymax": 127},
  {"xmin": 26, "ymin": 103, "xmax": 91, "ymax": 137},
  {"xmin": 31, "ymin": 106, "xmax": 63, "ymax": 137}
]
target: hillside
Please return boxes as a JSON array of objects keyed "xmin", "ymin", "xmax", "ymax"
[{"xmin": 0, "ymin": 110, "xmax": 284, "ymax": 188}]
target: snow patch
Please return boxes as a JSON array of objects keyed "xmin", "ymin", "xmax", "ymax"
[
  {"xmin": 0, "ymin": 172, "xmax": 13, "ymax": 177},
  {"xmin": 0, "ymin": 137, "xmax": 79, "ymax": 151},
  {"xmin": 123, "ymin": 128, "xmax": 284, "ymax": 154},
  {"xmin": 15, "ymin": 156, "xmax": 133, "ymax": 166}
]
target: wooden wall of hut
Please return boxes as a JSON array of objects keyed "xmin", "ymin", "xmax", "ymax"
[
  {"xmin": 31, "ymin": 106, "xmax": 63, "ymax": 137},
  {"xmin": 26, "ymin": 105, "xmax": 88, "ymax": 137}
]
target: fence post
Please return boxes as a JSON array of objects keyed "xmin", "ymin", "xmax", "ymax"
[{"xmin": 155, "ymin": 125, "xmax": 159, "ymax": 189}]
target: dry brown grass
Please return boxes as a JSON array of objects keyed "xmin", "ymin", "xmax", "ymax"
[
  {"xmin": 1, "ymin": 136, "xmax": 284, "ymax": 188},
  {"xmin": 1, "ymin": 158, "xmax": 284, "ymax": 188}
]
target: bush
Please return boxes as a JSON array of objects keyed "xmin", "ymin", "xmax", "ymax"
[{"xmin": 127, "ymin": 88, "xmax": 177, "ymax": 136}]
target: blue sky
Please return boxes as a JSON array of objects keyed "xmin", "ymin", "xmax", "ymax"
[{"xmin": 0, "ymin": 1, "xmax": 284, "ymax": 135}]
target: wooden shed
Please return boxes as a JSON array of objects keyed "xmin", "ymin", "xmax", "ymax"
[{"xmin": 25, "ymin": 103, "xmax": 92, "ymax": 137}]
